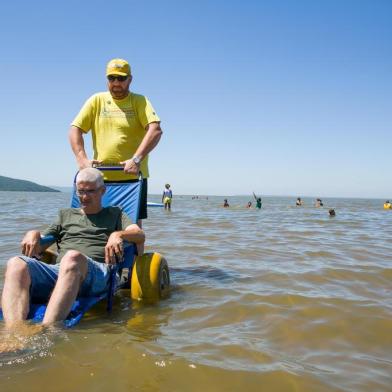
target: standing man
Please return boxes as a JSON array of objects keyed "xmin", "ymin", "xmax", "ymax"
[{"xmin": 69, "ymin": 58, "xmax": 162, "ymax": 223}]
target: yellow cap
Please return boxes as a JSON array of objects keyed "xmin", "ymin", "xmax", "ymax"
[{"xmin": 106, "ymin": 58, "xmax": 131, "ymax": 76}]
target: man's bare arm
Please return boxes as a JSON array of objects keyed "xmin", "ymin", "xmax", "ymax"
[
  {"xmin": 135, "ymin": 121, "xmax": 163, "ymax": 159},
  {"xmin": 69, "ymin": 125, "xmax": 102, "ymax": 169},
  {"xmin": 120, "ymin": 122, "xmax": 163, "ymax": 175},
  {"xmin": 105, "ymin": 224, "xmax": 145, "ymax": 264}
]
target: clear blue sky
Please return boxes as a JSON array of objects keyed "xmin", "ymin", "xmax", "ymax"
[{"xmin": 0, "ymin": 0, "xmax": 390, "ymax": 198}]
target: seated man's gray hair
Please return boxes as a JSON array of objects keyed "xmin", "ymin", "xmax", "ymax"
[{"xmin": 76, "ymin": 168, "xmax": 104, "ymax": 187}]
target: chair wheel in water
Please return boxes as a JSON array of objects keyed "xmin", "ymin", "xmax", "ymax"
[{"xmin": 131, "ymin": 252, "xmax": 170, "ymax": 302}]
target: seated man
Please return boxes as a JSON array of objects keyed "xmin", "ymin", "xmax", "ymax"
[{"xmin": 1, "ymin": 168, "xmax": 145, "ymax": 328}]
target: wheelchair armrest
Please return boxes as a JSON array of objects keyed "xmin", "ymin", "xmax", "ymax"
[{"xmin": 40, "ymin": 235, "xmax": 56, "ymax": 246}]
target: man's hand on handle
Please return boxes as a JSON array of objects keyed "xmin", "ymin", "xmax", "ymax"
[
  {"xmin": 78, "ymin": 158, "xmax": 103, "ymax": 170},
  {"xmin": 120, "ymin": 158, "xmax": 140, "ymax": 175}
]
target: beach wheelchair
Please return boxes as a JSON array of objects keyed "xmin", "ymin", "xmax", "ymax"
[{"xmin": 0, "ymin": 167, "xmax": 170, "ymax": 328}]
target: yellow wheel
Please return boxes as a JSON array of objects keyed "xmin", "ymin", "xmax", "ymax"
[{"xmin": 131, "ymin": 253, "xmax": 170, "ymax": 302}]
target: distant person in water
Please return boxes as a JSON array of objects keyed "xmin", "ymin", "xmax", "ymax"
[
  {"xmin": 315, "ymin": 198, "xmax": 323, "ymax": 207},
  {"xmin": 253, "ymin": 192, "xmax": 262, "ymax": 209},
  {"xmin": 162, "ymin": 184, "xmax": 173, "ymax": 210},
  {"xmin": 384, "ymin": 200, "xmax": 391, "ymax": 209},
  {"xmin": 296, "ymin": 197, "xmax": 303, "ymax": 206},
  {"xmin": 223, "ymin": 199, "xmax": 229, "ymax": 208},
  {"xmin": 246, "ymin": 201, "xmax": 252, "ymax": 208},
  {"xmin": 329, "ymin": 209, "xmax": 336, "ymax": 216}
]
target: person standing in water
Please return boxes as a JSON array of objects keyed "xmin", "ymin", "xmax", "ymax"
[{"xmin": 162, "ymin": 184, "xmax": 173, "ymax": 210}]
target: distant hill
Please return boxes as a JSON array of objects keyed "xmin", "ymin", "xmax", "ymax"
[{"xmin": 0, "ymin": 175, "xmax": 60, "ymax": 192}]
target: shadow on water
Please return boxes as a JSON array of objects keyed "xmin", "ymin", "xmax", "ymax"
[{"xmin": 171, "ymin": 266, "xmax": 235, "ymax": 284}]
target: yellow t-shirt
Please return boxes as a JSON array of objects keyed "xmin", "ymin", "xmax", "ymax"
[{"xmin": 72, "ymin": 92, "xmax": 160, "ymax": 181}]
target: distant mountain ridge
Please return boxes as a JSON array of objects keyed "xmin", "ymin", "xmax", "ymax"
[{"xmin": 0, "ymin": 175, "xmax": 60, "ymax": 192}]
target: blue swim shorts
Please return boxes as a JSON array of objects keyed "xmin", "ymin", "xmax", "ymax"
[{"xmin": 19, "ymin": 255, "xmax": 112, "ymax": 303}]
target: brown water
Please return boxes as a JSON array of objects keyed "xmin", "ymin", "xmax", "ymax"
[{"xmin": 0, "ymin": 191, "xmax": 391, "ymax": 391}]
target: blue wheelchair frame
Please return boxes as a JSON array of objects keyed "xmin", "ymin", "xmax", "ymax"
[{"xmin": 1, "ymin": 167, "xmax": 143, "ymax": 328}]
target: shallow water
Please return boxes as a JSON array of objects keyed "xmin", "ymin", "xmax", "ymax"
[{"xmin": 0, "ymin": 191, "xmax": 391, "ymax": 391}]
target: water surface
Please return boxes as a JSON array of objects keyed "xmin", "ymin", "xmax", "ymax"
[{"xmin": 0, "ymin": 192, "xmax": 391, "ymax": 391}]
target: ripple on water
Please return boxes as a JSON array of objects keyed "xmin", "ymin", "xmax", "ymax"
[{"xmin": 0, "ymin": 326, "xmax": 67, "ymax": 367}]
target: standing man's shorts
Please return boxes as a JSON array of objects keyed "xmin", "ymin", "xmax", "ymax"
[
  {"xmin": 19, "ymin": 256, "xmax": 111, "ymax": 303},
  {"xmin": 139, "ymin": 178, "xmax": 148, "ymax": 219}
]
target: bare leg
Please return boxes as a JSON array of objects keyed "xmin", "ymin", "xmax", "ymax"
[
  {"xmin": 1, "ymin": 257, "xmax": 31, "ymax": 328},
  {"xmin": 42, "ymin": 251, "xmax": 88, "ymax": 325}
]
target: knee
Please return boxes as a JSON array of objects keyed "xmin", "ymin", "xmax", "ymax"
[
  {"xmin": 5, "ymin": 257, "xmax": 30, "ymax": 281},
  {"xmin": 63, "ymin": 250, "xmax": 85, "ymax": 262},
  {"xmin": 60, "ymin": 251, "xmax": 87, "ymax": 278},
  {"xmin": 6, "ymin": 256, "xmax": 29, "ymax": 274}
]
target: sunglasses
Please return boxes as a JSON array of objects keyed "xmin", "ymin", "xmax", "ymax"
[
  {"xmin": 76, "ymin": 188, "xmax": 101, "ymax": 196},
  {"xmin": 107, "ymin": 75, "xmax": 128, "ymax": 82}
]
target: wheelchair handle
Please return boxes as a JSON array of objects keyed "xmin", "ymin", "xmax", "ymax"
[{"xmin": 95, "ymin": 165, "xmax": 124, "ymax": 171}]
